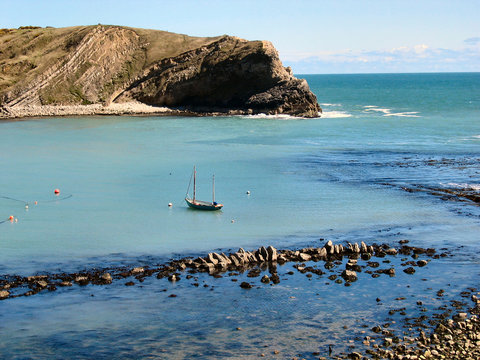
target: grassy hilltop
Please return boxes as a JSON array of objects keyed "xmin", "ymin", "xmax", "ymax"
[{"xmin": 0, "ymin": 25, "xmax": 220, "ymax": 105}]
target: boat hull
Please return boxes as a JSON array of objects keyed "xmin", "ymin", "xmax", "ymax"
[{"xmin": 185, "ymin": 197, "xmax": 223, "ymax": 211}]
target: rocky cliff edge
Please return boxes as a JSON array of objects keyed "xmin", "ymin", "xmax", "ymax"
[{"xmin": 0, "ymin": 25, "xmax": 320, "ymax": 118}]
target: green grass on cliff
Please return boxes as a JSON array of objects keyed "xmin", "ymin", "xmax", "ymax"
[{"xmin": 0, "ymin": 25, "xmax": 221, "ymax": 105}]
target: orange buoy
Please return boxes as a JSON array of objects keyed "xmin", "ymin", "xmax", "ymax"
[
  {"xmin": 54, "ymin": 189, "xmax": 60, "ymax": 195},
  {"xmin": 9, "ymin": 215, "xmax": 14, "ymax": 221},
  {"xmin": 34, "ymin": 201, "xmax": 38, "ymax": 205}
]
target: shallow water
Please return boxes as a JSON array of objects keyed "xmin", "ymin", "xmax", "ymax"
[{"xmin": 1, "ymin": 73, "xmax": 479, "ymax": 358}]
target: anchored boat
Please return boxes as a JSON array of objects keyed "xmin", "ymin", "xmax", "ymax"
[{"xmin": 185, "ymin": 166, "xmax": 223, "ymax": 211}]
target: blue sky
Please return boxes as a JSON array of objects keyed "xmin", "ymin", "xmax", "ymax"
[{"xmin": 1, "ymin": 0, "xmax": 479, "ymax": 74}]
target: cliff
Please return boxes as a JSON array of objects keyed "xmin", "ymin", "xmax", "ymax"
[{"xmin": 0, "ymin": 25, "xmax": 320, "ymax": 118}]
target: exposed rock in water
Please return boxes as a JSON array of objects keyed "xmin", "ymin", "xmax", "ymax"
[
  {"xmin": 0, "ymin": 25, "xmax": 320, "ymax": 119},
  {"xmin": 0, "ymin": 241, "xmax": 438, "ymax": 300},
  {"xmin": 240, "ymin": 281, "xmax": 252, "ymax": 289},
  {"xmin": 341, "ymin": 270, "xmax": 358, "ymax": 282},
  {"xmin": 100, "ymin": 273, "xmax": 112, "ymax": 284}
]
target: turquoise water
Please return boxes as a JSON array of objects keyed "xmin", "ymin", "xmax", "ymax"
[
  {"xmin": 1, "ymin": 73, "xmax": 479, "ymax": 358},
  {"xmin": 1, "ymin": 73, "xmax": 479, "ymax": 274}
]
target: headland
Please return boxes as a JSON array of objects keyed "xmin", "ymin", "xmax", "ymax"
[{"xmin": 0, "ymin": 25, "xmax": 321, "ymax": 119}]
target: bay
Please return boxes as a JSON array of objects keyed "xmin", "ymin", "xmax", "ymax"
[{"xmin": 0, "ymin": 73, "xmax": 479, "ymax": 359}]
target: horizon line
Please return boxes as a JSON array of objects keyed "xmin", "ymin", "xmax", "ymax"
[{"xmin": 294, "ymin": 71, "xmax": 480, "ymax": 76}]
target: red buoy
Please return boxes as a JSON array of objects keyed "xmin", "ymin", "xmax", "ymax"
[
  {"xmin": 54, "ymin": 189, "xmax": 60, "ymax": 195},
  {"xmin": 9, "ymin": 215, "xmax": 14, "ymax": 221}
]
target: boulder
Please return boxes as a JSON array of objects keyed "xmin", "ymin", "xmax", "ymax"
[
  {"xmin": 229, "ymin": 255, "xmax": 241, "ymax": 267},
  {"xmin": 334, "ymin": 244, "xmax": 341, "ymax": 255},
  {"xmin": 277, "ymin": 254, "xmax": 287, "ymax": 264},
  {"xmin": 247, "ymin": 269, "xmax": 261, "ymax": 278},
  {"xmin": 386, "ymin": 248, "xmax": 398, "ymax": 255},
  {"xmin": 353, "ymin": 243, "xmax": 360, "ymax": 253},
  {"xmin": 240, "ymin": 282, "xmax": 252, "ymax": 289},
  {"xmin": 360, "ymin": 241, "xmax": 368, "ymax": 253},
  {"xmin": 201, "ymin": 263, "xmax": 215, "ymax": 273},
  {"xmin": 212, "ymin": 252, "xmax": 229, "ymax": 265},
  {"xmin": 254, "ymin": 251, "xmax": 265, "ymax": 263},
  {"xmin": 220, "ymin": 253, "xmax": 232, "ymax": 265},
  {"xmin": 246, "ymin": 251, "xmax": 257, "ymax": 263},
  {"xmin": 233, "ymin": 251, "xmax": 247, "ymax": 264},
  {"xmin": 168, "ymin": 274, "xmax": 179, "ymax": 282},
  {"xmin": 270, "ymin": 274, "xmax": 280, "ymax": 284},
  {"xmin": 346, "ymin": 260, "xmax": 362, "ymax": 272},
  {"xmin": 259, "ymin": 246, "xmax": 268, "ymax": 260},
  {"xmin": 341, "ymin": 270, "xmax": 358, "ymax": 282},
  {"xmin": 0, "ymin": 290, "xmax": 9, "ymax": 300},
  {"xmin": 266, "ymin": 246, "xmax": 277, "ymax": 262},
  {"xmin": 176, "ymin": 262, "xmax": 187, "ymax": 270},
  {"xmin": 101, "ymin": 273, "xmax": 112, "ymax": 284},
  {"xmin": 36, "ymin": 280, "xmax": 48, "ymax": 289},
  {"xmin": 74, "ymin": 276, "xmax": 89, "ymax": 286},
  {"xmin": 348, "ymin": 352, "xmax": 362, "ymax": 360},
  {"xmin": 206, "ymin": 253, "xmax": 219, "ymax": 265},
  {"xmin": 131, "ymin": 267, "xmax": 144, "ymax": 274},
  {"xmin": 325, "ymin": 240, "xmax": 334, "ymax": 254},
  {"xmin": 298, "ymin": 253, "xmax": 311, "ymax": 262},
  {"xmin": 261, "ymin": 275, "xmax": 270, "ymax": 284},
  {"xmin": 317, "ymin": 247, "xmax": 327, "ymax": 258}
]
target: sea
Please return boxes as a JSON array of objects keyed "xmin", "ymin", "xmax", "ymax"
[{"xmin": 0, "ymin": 73, "xmax": 479, "ymax": 359}]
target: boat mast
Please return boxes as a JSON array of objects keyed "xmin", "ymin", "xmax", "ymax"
[
  {"xmin": 193, "ymin": 166, "xmax": 196, "ymax": 201},
  {"xmin": 212, "ymin": 175, "xmax": 215, "ymax": 203}
]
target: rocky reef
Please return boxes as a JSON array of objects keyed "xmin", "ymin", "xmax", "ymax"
[
  {"xmin": 0, "ymin": 240, "xmax": 441, "ymax": 300},
  {"xmin": 0, "ymin": 25, "xmax": 320, "ymax": 118}
]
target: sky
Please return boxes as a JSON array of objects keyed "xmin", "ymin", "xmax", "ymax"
[{"xmin": 1, "ymin": 0, "xmax": 479, "ymax": 74}]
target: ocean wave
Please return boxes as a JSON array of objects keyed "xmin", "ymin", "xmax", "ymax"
[
  {"xmin": 364, "ymin": 105, "xmax": 420, "ymax": 117},
  {"xmin": 384, "ymin": 112, "xmax": 420, "ymax": 118},
  {"xmin": 473, "ymin": 135, "xmax": 480, "ymax": 139},
  {"xmin": 320, "ymin": 103, "xmax": 341, "ymax": 107},
  {"xmin": 364, "ymin": 106, "xmax": 392, "ymax": 115},
  {"xmin": 239, "ymin": 113, "xmax": 303, "ymax": 120},
  {"xmin": 321, "ymin": 111, "xmax": 352, "ymax": 118},
  {"xmin": 443, "ymin": 183, "xmax": 480, "ymax": 191}
]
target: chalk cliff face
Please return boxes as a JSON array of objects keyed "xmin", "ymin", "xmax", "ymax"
[{"xmin": 0, "ymin": 25, "xmax": 320, "ymax": 118}]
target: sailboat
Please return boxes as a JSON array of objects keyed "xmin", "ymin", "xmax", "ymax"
[{"xmin": 185, "ymin": 166, "xmax": 223, "ymax": 211}]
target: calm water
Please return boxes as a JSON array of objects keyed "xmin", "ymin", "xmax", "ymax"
[{"xmin": 1, "ymin": 73, "xmax": 479, "ymax": 358}]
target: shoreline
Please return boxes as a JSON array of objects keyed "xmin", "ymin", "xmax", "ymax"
[
  {"xmin": 0, "ymin": 102, "xmax": 317, "ymax": 120},
  {"xmin": 0, "ymin": 102, "xmax": 178, "ymax": 120}
]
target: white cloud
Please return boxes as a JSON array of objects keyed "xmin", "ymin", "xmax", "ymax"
[
  {"xmin": 464, "ymin": 37, "xmax": 480, "ymax": 45},
  {"xmin": 282, "ymin": 44, "xmax": 480, "ymax": 74}
]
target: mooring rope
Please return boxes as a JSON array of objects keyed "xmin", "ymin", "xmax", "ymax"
[
  {"xmin": 0, "ymin": 193, "xmax": 73, "ymax": 225},
  {"xmin": 38, "ymin": 194, "xmax": 73, "ymax": 203},
  {"xmin": 0, "ymin": 194, "xmax": 73, "ymax": 205},
  {"xmin": 0, "ymin": 195, "xmax": 28, "ymax": 205}
]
